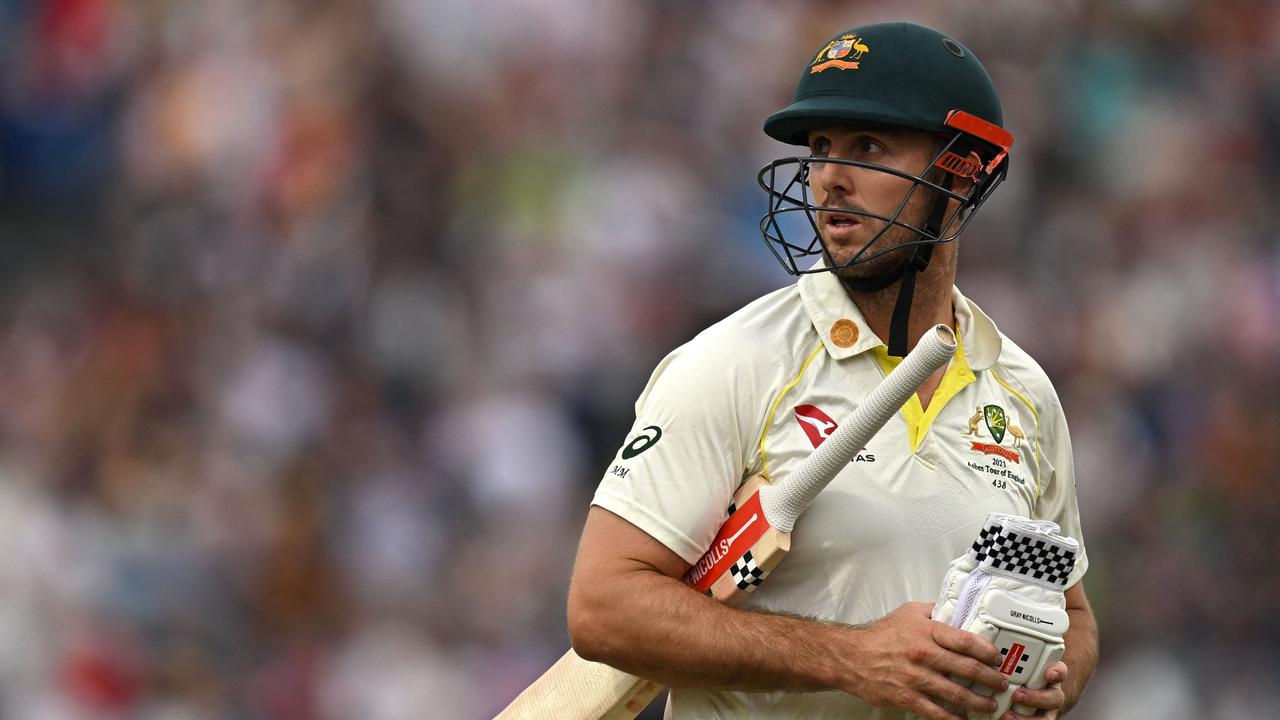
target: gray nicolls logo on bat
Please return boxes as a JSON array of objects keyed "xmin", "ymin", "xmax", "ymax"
[{"xmin": 686, "ymin": 513, "xmax": 761, "ymax": 587}]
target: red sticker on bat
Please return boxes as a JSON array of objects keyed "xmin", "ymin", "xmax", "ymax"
[{"xmin": 683, "ymin": 491, "xmax": 770, "ymax": 591}]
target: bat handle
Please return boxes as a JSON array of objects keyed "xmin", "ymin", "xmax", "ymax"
[{"xmin": 762, "ymin": 324, "xmax": 956, "ymax": 533}]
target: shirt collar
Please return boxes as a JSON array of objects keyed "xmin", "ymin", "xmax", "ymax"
[
  {"xmin": 796, "ymin": 263, "xmax": 1003, "ymax": 369},
  {"xmin": 951, "ymin": 286, "xmax": 1002, "ymax": 371},
  {"xmin": 797, "ymin": 264, "xmax": 883, "ymax": 360}
]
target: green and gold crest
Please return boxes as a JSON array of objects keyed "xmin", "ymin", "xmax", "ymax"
[{"xmin": 983, "ymin": 405, "xmax": 1007, "ymax": 444}]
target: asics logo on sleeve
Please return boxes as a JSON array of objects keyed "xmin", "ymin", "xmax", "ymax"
[{"xmin": 621, "ymin": 426, "xmax": 663, "ymax": 459}]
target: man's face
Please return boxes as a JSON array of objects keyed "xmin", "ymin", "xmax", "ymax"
[{"xmin": 805, "ymin": 124, "xmax": 956, "ymax": 279}]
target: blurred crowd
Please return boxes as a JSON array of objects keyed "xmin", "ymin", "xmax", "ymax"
[{"xmin": 0, "ymin": 0, "xmax": 1278, "ymax": 718}]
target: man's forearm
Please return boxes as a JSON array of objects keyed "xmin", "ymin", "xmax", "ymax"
[
  {"xmin": 570, "ymin": 565, "xmax": 847, "ymax": 692},
  {"xmin": 567, "ymin": 504, "xmax": 1018, "ymax": 719},
  {"xmin": 1060, "ymin": 604, "xmax": 1099, "ymax": 714}
]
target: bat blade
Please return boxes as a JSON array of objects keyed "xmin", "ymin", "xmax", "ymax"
[{"xmin": 494, "ymin": 648, "xmax": 661, "ymax": 720}]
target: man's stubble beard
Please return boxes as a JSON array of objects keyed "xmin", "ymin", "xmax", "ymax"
[{"xmin": 826, "ymin": 203, "xmax": 934, "ymax": 282}]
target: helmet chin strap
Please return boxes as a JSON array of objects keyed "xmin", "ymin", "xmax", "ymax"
[{"xmin": 839, "ymin": 174, "xmax": 955, "ymax": 357}]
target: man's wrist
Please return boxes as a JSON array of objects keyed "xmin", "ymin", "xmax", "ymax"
[
  {"xmin": 1059, "ymin": 675, "xmax": 1084, "ymax": 715},
  {"xmin": 789, "ymin": 621, "xmax": 862, "ymax": 692}
]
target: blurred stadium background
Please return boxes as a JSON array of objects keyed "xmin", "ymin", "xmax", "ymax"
[{"xmin": 0, "ymin": 0, "xmax": 1278, "ymax": 718}]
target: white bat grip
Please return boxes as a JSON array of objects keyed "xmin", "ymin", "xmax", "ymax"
[{"xmin": 760, "ymin": 324, "xmax": 956, "ymax": 533}]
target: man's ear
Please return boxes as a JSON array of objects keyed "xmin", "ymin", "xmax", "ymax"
[
  {"xmin": 931, "ymin": 142, "xmax": 985, "ymax": 196},
  {"xmin": 955, "ymin": 150, "xmax": 983, "ymax": 195}
]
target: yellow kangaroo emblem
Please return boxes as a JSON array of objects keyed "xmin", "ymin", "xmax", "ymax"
[{"xmin": 961, "ymin": 405, "xmax": 984, "ymax": 437}]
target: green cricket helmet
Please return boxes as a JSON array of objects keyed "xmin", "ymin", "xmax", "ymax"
[{"xmin": 757, "ymin": 22, "xmax": 1013, "ymax": 355}]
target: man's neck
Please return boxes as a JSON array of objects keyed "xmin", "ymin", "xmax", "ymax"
[{"xmin": 841, "ymin": 263, "xmax": 957, "ymax": 353}]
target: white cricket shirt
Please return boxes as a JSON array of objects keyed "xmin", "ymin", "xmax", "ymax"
[{"xmin": 592, "ymin": 268, "xmax": 1089, "ymax": 720}]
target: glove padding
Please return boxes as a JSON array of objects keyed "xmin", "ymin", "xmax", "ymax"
[
  {"xmin": 931, "ymin": 514, "xmax": 1079, "ymax": 719},
  {"xmin": 932, "ymin": 514, "xmax": 1062, "ymax": 629}
]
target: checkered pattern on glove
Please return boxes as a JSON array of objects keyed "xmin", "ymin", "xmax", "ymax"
[{"xmin": 969, "ymin": 517, "xmax": 1077, "ymax": 589}]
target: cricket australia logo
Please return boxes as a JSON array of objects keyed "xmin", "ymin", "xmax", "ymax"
[{"xmin": 960, "ymin": 404, "xmax": 1025, "ymax": 464}]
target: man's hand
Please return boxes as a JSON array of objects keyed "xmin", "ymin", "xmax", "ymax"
[
  {"xmin": 1004, "ymin": 660, "xmax": 1068, "ymax": 718},
  {"xmin": 835, "ymin": 602, "xmax": 1010, "ymax": 720}
]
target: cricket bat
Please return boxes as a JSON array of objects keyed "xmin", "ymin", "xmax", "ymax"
[{"xmin": 496, "ymin": 324, "xmax": 958, "ymax": 719}]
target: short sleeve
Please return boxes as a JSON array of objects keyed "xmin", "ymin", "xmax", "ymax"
[
  {"xmin": 591, "ymin": 333, "xmax": 777, "ymax": 565},
  {"xmin": 1035, "ymin": 392, "xmax": 1089, "ymax": 588}
]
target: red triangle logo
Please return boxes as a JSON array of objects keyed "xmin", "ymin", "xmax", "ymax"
[{"xmin": 794, "ymin": 404, "xmax": 838, "ymax": 448}]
